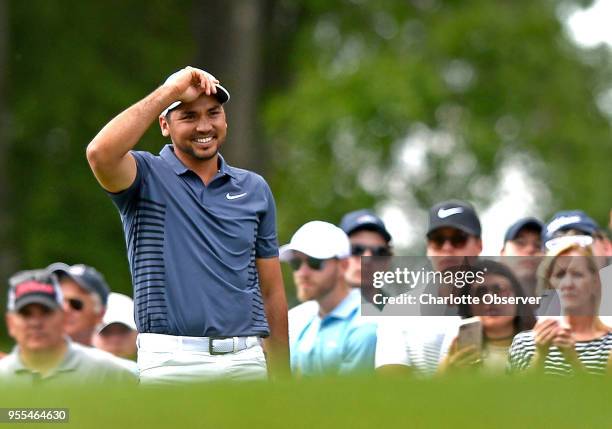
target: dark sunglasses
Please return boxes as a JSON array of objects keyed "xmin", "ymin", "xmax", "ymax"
[
  {"xmin": 350, "ymin": 244, "xmax": 391, "ymax": 257},
  {"xmin": 427, "ymin": 231, "xmax": 469, "ymax": 249},
  {"xmin": 288, "ymin": 256, "xmax": 328, "ymax": 271},
  {"xmin": 67, "ymin": 298, "xmax": 84, "ymax": 311},
  {"xmin": 474, "ymin": 283, "xmax": 514, "ymax": 298}
]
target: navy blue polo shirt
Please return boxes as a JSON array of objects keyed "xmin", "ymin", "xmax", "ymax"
[{"xmin": 108, "ymin": 145, "xmax": 278, "ymax": 337}]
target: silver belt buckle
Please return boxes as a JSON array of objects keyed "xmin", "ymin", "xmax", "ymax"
[{"xmin": 209, "ymin": 337, "xmax": 231, "ymax": 355}]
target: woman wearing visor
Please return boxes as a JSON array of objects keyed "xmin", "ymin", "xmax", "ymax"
[{"xmin": 508, "ymin": 236, "xmax": 612, "ymax": 376}]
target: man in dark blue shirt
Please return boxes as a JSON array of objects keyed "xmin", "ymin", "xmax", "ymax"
[{"xmin": 86, "ymin": 66, "xmax": 289, "ymax": 382}]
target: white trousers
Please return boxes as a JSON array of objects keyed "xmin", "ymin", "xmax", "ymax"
[{"xmin": 137, "ymin": 333, "xmax": 268, "ymax": 385}]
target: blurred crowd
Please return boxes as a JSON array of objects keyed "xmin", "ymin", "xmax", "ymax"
[{"xmin": 1, "ymin": 202, "xmax": 611, "ymax": 384}]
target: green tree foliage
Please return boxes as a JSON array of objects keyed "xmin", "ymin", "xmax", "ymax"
[
  {"xmin": 7, "ymin": 0, "xmax": 194, "ymax": 293},
  {"xmin": 264, "ymin": 0, "xmax": 612, "ymax": 243}
]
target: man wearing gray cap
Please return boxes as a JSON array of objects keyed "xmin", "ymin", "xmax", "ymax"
[
  {"xmin": 0, "ymin": 270, "xmax": 136, "ymax": 385},
  {"xmin": 281, "ymin": 221, "xmax": 377, "ymax": 376},
  {"xmin": 47, "ymin": 263, "xmax": 110, "ymax": 347}
]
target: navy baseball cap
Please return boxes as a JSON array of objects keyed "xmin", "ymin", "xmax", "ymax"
[
  {"xmin": 340, "ymin": 209, "xmax": 392, "ymax": 243},
  {"xmin": 427, "ymin": 200, "xmax": 481, "ymax": 237},
  {"xmin": 7, "ymin": 269, "xmax": 63, "ymax": 312},
  {"xmin": 543, "ymin": 210, "xmax": 599, "ymax": 244},
  {"xmin": 47, "ymin": 263, "xmax": 110, "ymax": 306},
  {"xmin": 162, "ymin": 84, "xmax": 230, "ymax": 117},
  {"xmin": 504, "ymin": 217, "xmax": 544, "ymax": 243}
]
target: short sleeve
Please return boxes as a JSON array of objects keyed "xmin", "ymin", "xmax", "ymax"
[
  {"xmin": 106, "ymin": 150, "xmax": 150, "ymax": 215},
  {"xmin": 255, "ymin": 177, "xmax": 278, "ymax": 258},
  {"xmin": 375, "ymin": 318, "xmax": 413, "ymax": 368}
]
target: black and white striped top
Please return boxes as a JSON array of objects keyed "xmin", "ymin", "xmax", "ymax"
[{"xmin": 508, "ymin": 330, "xmax": 612, "ymax": 376}]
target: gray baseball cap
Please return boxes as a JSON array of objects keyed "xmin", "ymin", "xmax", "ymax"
[
  {"xmin": 47, "ymin": 263, "xmax": 110, "ymax": 306},
  {"xmin": 7, "ymin": 269, "xmax": 63, "ymax": 312}
]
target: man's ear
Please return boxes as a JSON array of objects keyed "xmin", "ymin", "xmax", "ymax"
[{"xmin": 159, "ymin": 115, "xmax": 171, "ymax": 137}]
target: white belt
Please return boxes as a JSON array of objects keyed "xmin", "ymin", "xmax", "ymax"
[{"xmin": 138, "ymin": 333, "xmax": 261, "ymax": 355}]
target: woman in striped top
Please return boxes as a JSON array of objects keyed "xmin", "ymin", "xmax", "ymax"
[{"xmin": 508, "ymin": 243, "xmax": 612, "ymax": 375}]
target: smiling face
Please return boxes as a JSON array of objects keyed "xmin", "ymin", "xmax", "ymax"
[
  {"xmin": 159, "ymin": 95, "xmax": 228, "ymax": 166},
  {"xmin": 6, "ymin": 304, "xmax": 65, "ymax": 353}
]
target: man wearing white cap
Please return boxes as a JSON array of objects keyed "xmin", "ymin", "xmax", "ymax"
[
  {"xmin": 281, "ymin": 221, "xmax": 377, "ymax": 376},
  {"xmin": 93, "ymin": 293, "xmax": 138, "ymax": 360}
]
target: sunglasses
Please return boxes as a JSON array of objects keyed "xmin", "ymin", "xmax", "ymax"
[
  {"xmin": 67, "ymin": 298, "xmax": 84, "ymax": 311},
  {"xmin": 350, "ymin": 244, "xmax": 391, "ymax": 257},
  {"xmin": 288, "ymin": 256, "xmax": 328, "ymax": 271},
  {"xmin": 427, "ymin": 231, "xmax": 470, "ymax": 249},
  {"xmin": 474, "ymin": 283, "xmax": 514, "ymax": 299}
]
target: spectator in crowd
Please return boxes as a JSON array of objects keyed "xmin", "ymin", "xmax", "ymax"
[
  {"xmin": 375, "ymin": 200, "xmax": 482, "ymax": 377},
  {"xmin": 92, "ymin": 292, "xmax": 137, "ymax": 360},
  {"xmin": 438, "ymin": 260, "xmax": 536, "ymax": 375},
  {"xmin": 543, "ymin": 210, "xmax": 612, "ymax": 268},
  {"xmin": 47, "ymin": 263, "xmax": 110, "ymax": 347},
  {"xmin": 542, "ymin": 210, "xmax": 612, "ymax": 326},
  {"xmin": 0, "ymin": 270, "xmax": 136, "ymax": 385},
  {"xmin": 340, "ymin": 209, "xmax": 393, "ymax": 311},
  {"xmin": 508, "ymin": 242, "xmax": 612, "ymax": 376},
  {"xmin": 282, "ymin": 221, "xmax": 377, "ymax": 376},
  {"xmin": 500, "ymin": 217, "xmax": 544, "ymax": 297},
  {"xmin": 288, "ymin": 209, "xmax": 392, "ymax": 340}
]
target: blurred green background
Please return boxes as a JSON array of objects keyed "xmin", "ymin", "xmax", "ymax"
[
  {"xmin": 1, "ymin": 376, "xmax": 612, "ymax": 428},
  {"xmin": 1, "ymin": 0, "xmax": 611, "ymax": 347}
]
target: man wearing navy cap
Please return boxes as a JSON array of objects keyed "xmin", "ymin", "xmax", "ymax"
[
  {"xmin": 86, "ymin": 66, "xmax": 288, "ymax": 382},
  {"xmin": 340, "ymin": 209, "xmax": 393, "ymax": 291},
  {"xmin": 500, "ymin": 217, "xmax": 544, "ymax": 296},
  {"xmin": 47, "ymin": 263, "xmax": 110, "ymax": 347},
  {"xmin": 0, "ymin": 270, "xmax": 135, "ymax": 385},
  {"xmin": 425, "ymin": 200, "xmax": 482, "ymax": 272},
  {"xmin": 376, "ymin": 200, "xmax": 482, "ymax": 377}
]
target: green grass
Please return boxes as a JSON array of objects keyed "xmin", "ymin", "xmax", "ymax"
[{"xmin": 1, "ymin": 375, "xmax": 611, "ymax": 428}]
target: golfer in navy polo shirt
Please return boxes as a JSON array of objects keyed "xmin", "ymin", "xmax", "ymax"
[{"xmin": 86, "ymin": 66, "xmax": 289, "ymax": 383}]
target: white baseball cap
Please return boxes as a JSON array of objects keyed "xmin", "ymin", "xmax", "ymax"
[
  {"xmin": 98, "ymin": 292, "xmax": 137, "ymax": 333},
  {"xmin": 279, "ymin": 221, "xmax": 351, "ymax": 261}
]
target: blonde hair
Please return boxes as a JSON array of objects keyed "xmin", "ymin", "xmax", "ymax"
[{"xmin": 537, "ymin": 244, "xmax": 602, "ymax": 316}]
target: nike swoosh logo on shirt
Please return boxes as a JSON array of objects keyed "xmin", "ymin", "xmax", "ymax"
[
  {"xmin": 226, "ymin": 192, "xmax": 247, "ymax": 200},
  {"xmin": 437, "ymin": 207, "xmax": 463, "ymax": 218}
]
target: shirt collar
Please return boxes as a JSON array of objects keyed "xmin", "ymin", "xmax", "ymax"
[
  {"xmin": 325, "ymin": 289, "xmax": 360, "ymax": 320},
  {"xmin": 11, "ymin": 337, "xmax": 78, "ymax": 376},
  {"xmin": 160, "ymin": 145, "xmax": 236, "ymax": 179}
]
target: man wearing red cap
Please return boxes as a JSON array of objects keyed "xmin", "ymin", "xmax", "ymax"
[{"xmin": 0, "ymin": 270, "xmax": 135, "ymax": 385}]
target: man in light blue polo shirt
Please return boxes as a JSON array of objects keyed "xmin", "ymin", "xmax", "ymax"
[
  {"xmin": 281, "ymin": 221, "xmax": 377, "ymax": 376},
  {"xmin": 86, "ymin": 66, "xmax": 289, "ymax": 382}
]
